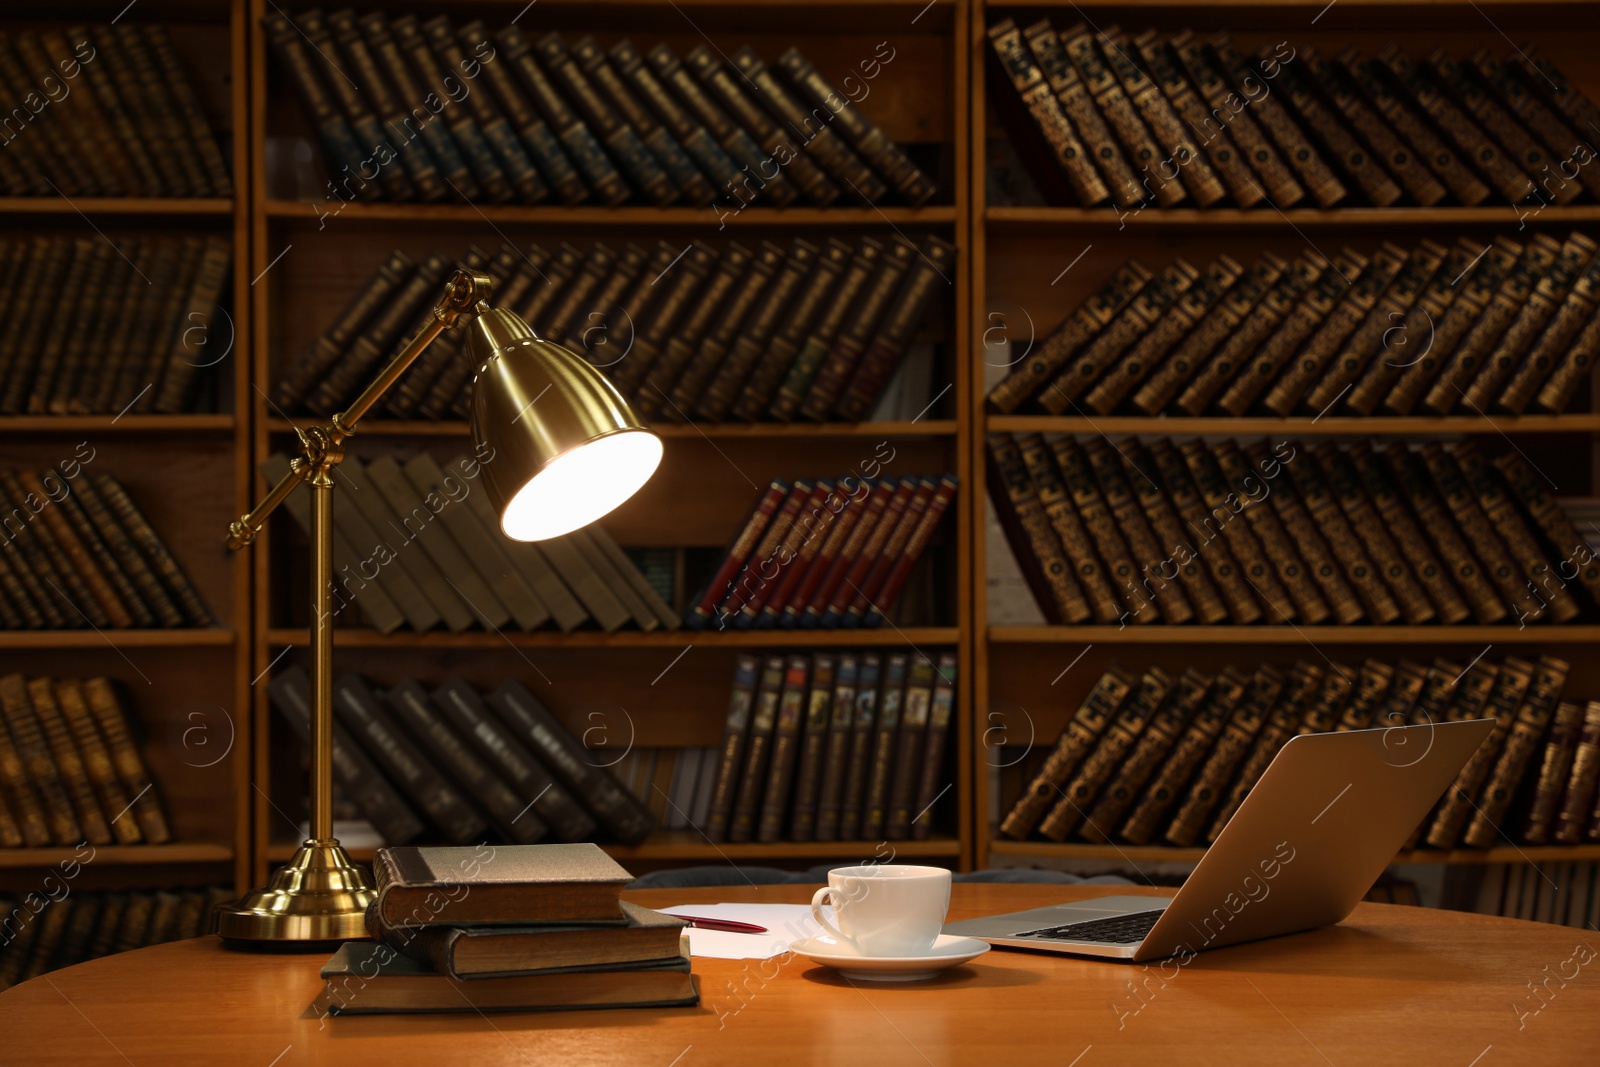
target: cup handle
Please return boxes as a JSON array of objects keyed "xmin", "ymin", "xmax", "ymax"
[{"xmin": 811, "ymin": 886, "xmax": 855, "ymax": 948}]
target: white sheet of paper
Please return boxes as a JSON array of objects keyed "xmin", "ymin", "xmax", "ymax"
[{"xmin": 659, "ymin": 903, "xmax": 828, "ymax": 960}]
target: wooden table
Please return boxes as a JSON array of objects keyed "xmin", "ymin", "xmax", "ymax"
[{"xmin": 2, "ymin": 884, "xmax": 1596, "ymax": 1065}]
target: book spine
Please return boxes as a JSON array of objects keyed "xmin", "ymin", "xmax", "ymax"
[
  {"xmin": 1380, "ymin": 46, "xmax": 1523, "ymax": 202},
  {"xmin": 729, "ymin": 239, "xmax": 851, "ymax": 420},
  {"xmin": 728, "ymin": 655, "xmax": 786, "ymax": 843},
  {"xmin": 705, "ymin": 655, "xmax": 760, "ymax": 841},
  {"xmin": 1270, "ymin": 48, "xmax": 1400, "ymax": 206},
  {"xmin": 0, "ymin": 676, "xmax": 82, "ymax": 845},
  {"xmin": 1176, "ymin": 441, "xmax": 1300, "ymax": 622},
  {"xmin": 112, "ymin": 24, "xmax": 198, "ymax": 195},
  {"xmin": 1346, "ymin": 240, "xmax": 1462, "ymax": 415},
  {"xmin": 1464, "ymin": 657, "xmax": 1570, "ymax": 848},
  {"xmin": 1106, "ymin": 29, "xmax": 1226, "ymax": 206},
  {"xmin": 1344, "ymin": 53, "xmax": 1488, "ymax": 206},
  {"xmin": 1016, "ymin": 436, "xmax": 1115, "ymax": 623},
  {"xmin": 756, "ymin": 655, "xmax": 812, "ymax": 842},
  {"xmin": 21, "ymin": 469, "xmax": 140, "ymax": 628},
  {"xmin": 637, "ymin": 244, "xmax": 755, "ymax": 419},
  {"xmin": 143, "ymin": 25, "xmax": 231, "ymax": 196},
  {"xmin": 814, "ymin": 653, "xmax": 860, "ymax": 842},
  {"xmin": 776, "ymin": 47, "xmax": 936, "ymax": 205},
  {"xmin": 1428, "ymin": 49, "xmax": 1557, "ymax": 204},
  {"xmin": 1494, "ymin": 452, "xmax": 1600, "ymax": 607},
  {"xmin": 1522, "ymin": 700, "xmax": 1586, "ymax": 844},
  {"xmin": 668, "ymin": 243, "xmax": 780, "ymax": 415},
  {"xmin": 835, "ymin": 237, "xmax": 957, "ymax": 423},
  {"xmin": 838, "ymin": 653, "xmax": 882, "ymax": 840},
  {"xmin": 1118, "ymin": 442, "xmax": 1230, "ymax": 624},
  {"xmin": 1387, "ymin": 238, "xmax": 1519, "ymax": 415},
  {"xmin": 1052, "ymin": 437, "xmax": 1157, "ymax": 625},
  {"xmin": 845, "ymin": 477, "xmax": 948, "ymax": 627},
  {"xmin": 796, "ymin": 480, "xmax": 894, "ymax": 628},
  {"xmin": 1383, "ymin": 444, "xmax": 1507, "ymax": 624},
  {"xmin": 819, "ymin": 480, "xmax": 919, "ymax": 627},
  {"xmin": 612, "ymin": 242, "xmax": 718, "ymax": 398},
  {"xmin": 1164, "ymin": 666, "xmax": 1283, "ymax": 846},
  {"xmin": 1021, "ymin": 20, "xmax": 1141, "ymax": 208},
  {"xmin": 1347, "ymin": 443, "xmax": 1469, "ymax": 624},
  {"xmin": 52, "ymin": 680, "xmax": 139, "ymax": 844},
  {"xmin": 458, "ymin": 20, "xmax": 586, "ymax": 203},
  {"xmin": 1120, "ymin": 668, "xmax": 1246, "ymax": 845},
  {"xmin": 1081, "ymin": 668, "xmax": 1210, "ymax": 843},
  {"xmin": 1280, "ymin": 445, "xmax": 1403, "ymax": 624},
  {"xmin": 152, "ymin": 236, "xmax": 231, "ymax": 414},
  {"xmin": 988, "ymin": 19, "xmax": 1111, "ymax": 207},
  {"xmin": 988, "ymin": 261, "xmax": 1151, "ymax": 415},
  {"xmin": 1134, "ymin": 30, "xmax": 1262, "ymax": 207},
  {"xmin": 1040, "ymin": 667, "xmax": 1174, "ymax": 841},
  {"xmin": 1313, "ymin": 443, "xmax": 1438, "ymax": 625},
  {"xmin": 885, "ymin": 657, "xmax": 938, "ymax": 840},
  {"xmin": 999, "ymin": 666, "xmax": 1133, "ymax": 840},
  {"xmin": 611, "ymin": 39, "xmax": 742, "ymax": 199},
  {"xmin": 1061, "ymin": 25, "xmax": 1182, "ymax": 208},
  {"xmin": 860, "ymin": 653, "xmax": 909, "ymax": 840},
  {"xmin": 1171, "ymin": 31, "xmax": 1304, "ymax": 206},
  {"xmin": 1501, "ymin": 251, "xmax": 1600, "ymax": 414},
  {"xmin": 785, "ymin": 655, "xmax": 837, "ymax": 842},
  {"xmin": 769, "ymin": 240, "xmax": 884, "ymax": 421},
  {"xmin": 760, "ymin": 482, "xmax": 856, "ymax": 629},
  {"xmin": 1145, "ymin": 439, "xmax": 1262, "ymax": 624},
  {"xmin": 1307, "ymin": 51, "xmax": 1445, "ymax": 207},
  {"xmin": 1426, "ymin": 658, "xmax": 1536, "ymax": 847},
  {"xmin": 910, "ymin": 653, "xmax": 958, "ymax": 841},
  {"xmin": 986, "ymin": 435, "xmax": 1092, "ymax": 625},
  {"xmin": 1554, "ymin": 701, "xmax": 1600, "ymax": 844}
]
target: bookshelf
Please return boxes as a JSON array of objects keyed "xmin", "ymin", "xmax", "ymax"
[
  {"xmin": 969, "ymin": 0, "xmax": 1600, "ymax": 877},
  {"xmin": 244, "ymin": 0, "xmax": 973, "ymax": 883},
  {"xmin": 0, "ymin": 0, "xmax": 252, "ymax": 898}
]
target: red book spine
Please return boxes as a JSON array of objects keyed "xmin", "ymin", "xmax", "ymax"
[
  {"xmin": 798, "ymin": 480, "xmax": 897, "ymax": 628},
  {"xmin": 860, "ymin": 475, "xmax": 958, "ymax": 627},
  {"xmin": 778, "ymin": 481, "xmax": 872, "ymax": 628},
  {"xmin": 820, "ymin": 480, "xmax": 917, "ymax": 625},
  {"xmin": 688, "ymin": 481, "xmax": 786, "ymax": 627},
  {"xmin": 842, "ymin": 478, "xmax": 936, "ymax": 625},
  {"xmin": 719, "ymin": 483, "xmax": 814, "ymax": 622},
  {"xmin": 734, "ymin": 481, "xmax": 835, "ymax": 628},
  {"xmin": 758, "ymin": 480, "xmax": 859, "ymax": 627}
]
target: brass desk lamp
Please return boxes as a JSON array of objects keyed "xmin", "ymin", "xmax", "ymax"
[{"xmin": 215, "ymin": 268, "xmax": 662, "ymax": 942}]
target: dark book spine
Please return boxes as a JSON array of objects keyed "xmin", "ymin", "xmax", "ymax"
[
  {"xmin": 297, "ymin": 11, "xmax": 414, "ymax": 202},
  {"xmin": 1463, "ymin": 657, "xmax": 1569, "ymax": 847},
  {"xmin": 1427, "ymin": 49, "xmax": 1557, "ymax": 205},
  {"xmin": 798, "ymin": 240, "xmax": 917, "ymax": 421},
  {"xmin": 863, "ymin": 475, "xmax": 959, "ymax": 629},
  {"xmin": 814, "ymin": 654, "xmax": 859, "ymax": 842},
  {"xmin": 705, "ymin": 655, "xmax": 760, "ymax": 842},
  {"xmin": 1269, "ymin": 47, "xmax": 1400, "ymax": 206},
  {"xmin": 1144, "ymin": 439, "xmax": 1261, "ymax": 623},
  {"xmin": 0, "ymin": 673, "xmax": 82, "ymax": 845},
  {"xmin": 358, "ymin": 12, "xmax": 481, "ymax": 200},
  {"xmin": 1554, "ymin": 701, "xmax": 1600, "ymax": 844},
  {"xmin": 143, "ymin": 25, "xmax": 230, "ymax": 196},
  {"xmin": 1426, "ymin": 657, "xmax": 1536, "ymax": 847},
  {"xmin": 768, "ymin": 240, "xmax": 884, "ymax": 421},
  {"xmin": 1452, "ymin": 441, "xmax": 1582, "ymax": 622},
  {"xmin": 611, "ymin": 39, "xmax": 743, "ymax": 203},
  {"xmin": 1082, "ymin": 668, "xmax": 1210, "ymax": 843},
  {"xmin": 859, "ymin": 654, "xmax": 909, "ymax": 840},
  {"xmin": 1172, "ymin": 31, "xmax": 1305, "ymax": 206},
  {"xmin": 1386, "ymin": 239, "xmax": 1519, "ymax": 415},
  {"xmin": 987, "ymin": 435, "xmax": 1091, "ymax": 625},
  {"xmin": 687, "ymin": 481, "xmax": 786, "ymax": 629},
  {"xmin": 113, "ymin": 25, "xmax": 204, "ymax": 193},
  {"xmin": 637, "ymin": 244, "xmax": 753, "ymax": 419},
  {"xmin": 756, "ymin": 655, "xmax": 812, "ymax": 842},
  {"xmin": 67, "ymin": 26, "xmax": 165, "ymax": 196},
  {"xmin": 497, "ymin": 25, "xmax": 628, "ymax": 204},
  {"xmin": 728, "ymin": 655, "xmax": 786, "ymax": 843},
  {"xmin": 458, "ymin": 20, "xmax": 585, "ymax": 203},
  {"xmin": 1522, "ymin": 700, "xmax": 1585, "ymax": 844},
  {"xmin": 1060, "ymin": 25, "xmax": 1180, "ymax": 207},
  {"xmin": 1209, "ymin": 34, "xmax": 1345, "ymax": 207},
  {"xmin": 1133, "ymin": 30, "xmax": 1261, "ymax": 207},
  {"xmin": 1494, "ymin": 452, "xmax": 1600, "ymax": 608},
  {"xmin": 275, "ymin": 250, "xmax": 415, "ymax": 409},
  {"xmin": 1164, "ymin": 666, "xmax": 1283, "ymax": 846},
  {"xmin": 667, "ymin": 242, "xmax": 780, "ymax": 415},
  {"xmin": 1040, "ymin": 667, "xmax": 1174, "ymax": 841},
  {"xmin": 1347, "ymin": 442, "xmax": 1470, "ymax": 624},
  {"xmin": 152, "ymin": 236, "xmax": 230, "ymax": 414},
  {"xmin": 885, "ymin": 657, "xmax": 938, "ymax": 840},
  {"xmin": 1502, "ymin": 248, "xmax": 1600, "ymax": 415},
  {"xmin": 838, "ymin": 653, "xmax": 882, "ymax": 840},
  {"xmin": 1205, "ymin": 664, "xmax": 1326, "ymax": 842},
  {"xmin": 1120, "ymin": 441, "xmax": 1231, "ymax": 624},
  {"xmin": 52, "ymin": 680, "xmax": 139, "ymax": 844},
  {"xmin": 1344, "ymin": 52, "xmax": 1488, "ymax": 206},
  {"xmin": 1308, "ymin": 50, "xmax": 1445, "ymax": 207},
  {"xmin": 1280, "ymin": 444, "xmax": 1403, "ymax": 624},
  {"xmin": 30, "ymin": 678, "xmax": 113, "ymax": 844},
  {"xmin": 1120, "ymin": 668, "xmax": 1245, "ymax": 845},
  {"xmin": 1105, "ymin": 29, "xmax": 1226, "ymax": 206},
  {"xmin": 610, "ymin": 242, "xmax": 718, "ymax": 398},
  {"xmin": 1000, "ymin": 667, "xmax": 1133, "ymax": 840},
  {"xmin": 1313, "ymin": 443, "xmax": 1438, "ymax": 625},
  {"xmin": 1041, "ymin": 437, "xmax": 1145, "ymax": 625},
  {"xmin": 1346, "ymin": 240, "xmax": 1461, "ymax": 415},
  {"xmin": 1380, "ymin": 46, "xmax": 1523, "ymax": 202},
  {"xmin": 1384, "ymin": 444, "xmax": 1508, "ymax": 624},
  {"xmin": 989, "ymin": 19, "xmax": 1111, "ymax": 207},
  {"xmin": 787, "ymin": 654, "xmax": 837, "ymax": 841},
  {"xmin": 909, "ymin": 653, "xmax": 958, "ymax": 841}
]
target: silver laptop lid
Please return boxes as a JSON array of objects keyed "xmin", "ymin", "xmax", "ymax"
[{"xmin": 1131, "ymin": 717, "xmax": 1494, "ymax": 961}]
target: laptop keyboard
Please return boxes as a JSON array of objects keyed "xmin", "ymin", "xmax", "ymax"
[{"xmin": 1017, "ymin": 909, "xmax": 1165, "ymax": 944}]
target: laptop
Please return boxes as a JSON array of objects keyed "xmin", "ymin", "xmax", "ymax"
[{"xmin": 944, "ymin": 718, "xmax": 1494, "ymax": 962}]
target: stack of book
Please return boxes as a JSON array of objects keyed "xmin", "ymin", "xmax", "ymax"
[
  {"xmin": 0, "ymin": 236, "xmax": 232, "ymax": 415},
  {"xmin": 0, "ymin": 25, "xmax": 232, "ymax": 197},
  {"xmin": 989, "ymin": 19, "xmax": 1600, "ymax": 211},
  {"xmin": 687, "ymin": 473, "xmax": 959, "ymax": 631},
  {"xmin": 265, "ymin": 452, "xmax": 675, "ymax": 635},
  {"xmin": 274, "ymin": 235, "xmax": 954, "ymax": 425},
  {"xmin": 268, "ymin": 12, "xmax": 937, "ymax": 209},
  {"xmin": 317, "ymin": 844, "xmax": 697, "ymax": 1015},
  {"xmin": 0, "ymin": 469, "xmax": 213, "ymax": 631},
  {"xmin": 706, "ymin": 650, "xmax": 958, "ymax": 844},
  {"xmin": 269, "ymin": 666, "xmax": 656, "ymax": 847},
  {"xmin": 987, "ymin": 235, "xmax": 1600, "ymax": 418},
  {"xmin": 0, "ymin": 886, "xmax": 231, "ymax": 991},
  {"xmin": 988, "ymin": 433, "xmax": 1597, "ymax": 628},
  {"xmin": 999, "ymin": 654, "xmax": 1600, "ymax": 850},
  {"xmin": 0, "ymin": 674, "xmax": 171, "ymax": 849}
]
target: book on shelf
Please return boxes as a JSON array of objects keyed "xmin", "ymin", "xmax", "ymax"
[
  {"xmin": 267, "ymin": 13, "xmax": 935, "ymax": 209},
  {"xmin": 0, "ymin": 885, "xmax": 230, "ymax": 991},
  {"xmin": 999, "ymin": 654, "xmax": 1600, "ymax": 851},
  {"xmin": 986, "ymin": 432, "xmax": 1600, "ymax": 629},
  {"xmin": 0, "ymin": 25, "xmax": 230, "ymax": 198},
  {"xmin": 273, "ymin": 669, "xmax": 659, "ymax": 848},
  {"xmin": 986, "ymin": 23, "xmax": 1600, "ymax": 212},
  {"xmin": 0, "ymin": 674, "xmax": 170, "ymax": 849}
]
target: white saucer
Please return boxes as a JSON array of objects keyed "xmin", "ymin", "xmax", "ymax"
[{"xmin": 789, "ymin": 934, "xmax": 991, "ymax": 982}]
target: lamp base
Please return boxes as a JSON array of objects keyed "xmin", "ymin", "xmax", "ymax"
[{"xmin": 214, "ymin": 840, "xmax": 377, "ymax": 945}]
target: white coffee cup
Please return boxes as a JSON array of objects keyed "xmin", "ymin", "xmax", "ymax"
[{"xmin": 810, "ymin": 864, "xmax": 952, "ymax": 956}]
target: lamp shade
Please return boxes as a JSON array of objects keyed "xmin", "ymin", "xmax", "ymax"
[{"xmin": 466, "ymin": 304, "xmax": 662, "ymax": 541}]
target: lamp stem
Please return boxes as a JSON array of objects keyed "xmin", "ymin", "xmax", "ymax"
[{"xmin": 308, "ymin": 467, "xmax": 335, "ymax": 845}]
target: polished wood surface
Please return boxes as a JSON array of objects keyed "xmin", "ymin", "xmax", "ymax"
[{"xmin": 2, "ymin": 885, "xmax": 1594, "ymax": 1065}]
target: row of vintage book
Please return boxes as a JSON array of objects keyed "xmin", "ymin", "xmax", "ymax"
[
  {"xmin": 0, "ymin": 235, "xmax": 231, "ymax": 416},
  {"xmin": 988, "ymin": 433, "xmax": 1594, "ymax": 628},
  {"xmin": 0, "ymin": 886, "xmax": 230, "ymax": 991},
  {"xmin": 322, "ymin": 845, "xmax": 695, "ymax": 1015},
  {"xmin": 275, "ymin": 233, "xmax": 952, "ymax": 426},
  {"xmin": 990, "ymin": 19, "xmax": 1600, "ymax": 211},
  {"xmin": 1, "ymin": 468, "xmax": 212, "ymax": 631},
  {"xmin": 269, "ymin": 11, "xmax": 935, "ymax": 209},
  {"xmin": 706, "ymin": 649, "xmax": 958, "ymax": 844},
  {"xmin": 266, "ymin": 451, "xmax": 674, "ymax": 635},
  {"xmin": 0, "ymin": 674, "xmax": 171, "ymax": 850},
  {"xmin": 989, "ymin": 233, "xmax": 1600, "ymax": 419},
  {"xmin": 270, "ymin": 666, "xmax": 656, "ymax": 848},
  {"xmin": 687, "ymin": 473, "xmax": 959, "ymax": 631},
  {"xmin": 0, "ymin": 24, "xmax": 231, "ymax": 198},
  {"xmin": 1000, "ymin": 654, "xmax": 1600, "ymax": 850},
  {"xmin": 1475, "ymin": 860, "xmax": 1600, "ymax": 929}
]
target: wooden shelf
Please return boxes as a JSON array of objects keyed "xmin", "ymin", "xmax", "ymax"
[
  {"xmin": 0, "ymin": 415, "xmax": 235, "ymax": 435},
  {"xmin": 0, "ymin": 197, "xmax": 233, "ymax": 217},
  {"xmin": 0, "ymin": 843, "xmax": 234, "ymax": 869},
  {"xmin": 266, "ymin": 627, "xmax": 960, "ymax": 650},
  {"xmin": 987, "ymin": 840, "xmax": 1600, "ymax": 866},
  {"xmin": 265, "ymin": 200, "xmax": 957, "ymax": 228},
  {"xmin": 986, "ymin": 205, "xmax": 1600, "ymax": 231},
  {"xmin": 266, "ymin": 418, "xmax": 959, "ymax": 439},
  {"xmin": 989, "ymin": 625, "xmax": 1600, "ymax": 645},
  {"xmin": 267, "ymin": 835, "xmax": 960, "ymax": 865},
  {"xmin": 0, "ymin": 630, "xmax": 237, "ymax": 650},
  {"xmin": 988, "ymin": 414, "xmax": 1600, "ymax": 436}
]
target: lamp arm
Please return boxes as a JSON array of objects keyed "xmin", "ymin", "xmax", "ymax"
[{"xmin": 224, "ymin": 268, "xmax": 493, "ymax": 550}]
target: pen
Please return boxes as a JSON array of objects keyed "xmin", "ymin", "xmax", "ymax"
[{"xmin": 675, "ymin": 915, "xmax": 769, "ymax": 933}]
